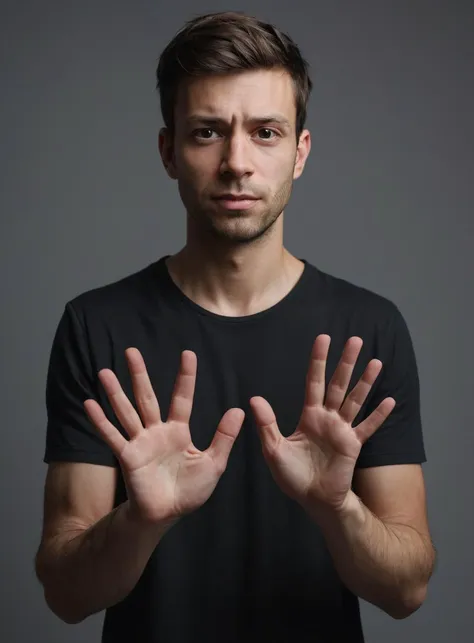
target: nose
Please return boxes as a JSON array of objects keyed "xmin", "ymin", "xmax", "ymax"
[{"xmin": 219, "ymin": 134, "xmax": 254, "ymax": 178}]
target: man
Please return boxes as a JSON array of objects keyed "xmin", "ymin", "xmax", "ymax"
[{"xmin": 35, "ymin": 10, "xmax": 436, "ymax": 643}]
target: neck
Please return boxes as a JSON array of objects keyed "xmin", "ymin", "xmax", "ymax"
[{"xmin": 165, "ymin": 224, "xmax": 304, "ymax": 317}]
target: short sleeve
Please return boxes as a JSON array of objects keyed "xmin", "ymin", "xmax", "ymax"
[
  {"xmin": 355, "ymin": 305, "xmax": 427, "ymax": 468},
  {"xmin": 43, "ymin": 301, "xmax": 118, "ymax": 467}
]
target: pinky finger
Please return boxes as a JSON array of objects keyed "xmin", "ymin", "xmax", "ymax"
[{"xmin": 84, "ymin": 399, "xmax": 128, "ymax": 457}]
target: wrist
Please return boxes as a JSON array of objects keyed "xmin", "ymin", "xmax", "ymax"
[
  {"xmin": 122, "ymin": 501, "xmax": 180, "ymax": 539},
  {"xmin": 303, "ymin": 490, "xmax": 366, "ymax": 530}
]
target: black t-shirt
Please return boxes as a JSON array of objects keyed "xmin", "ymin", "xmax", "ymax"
[{"xmin": 43, "ymin": 255, "xmax": 426, "ymax": 643}]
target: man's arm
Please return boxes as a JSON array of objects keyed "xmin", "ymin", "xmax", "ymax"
[
  {"xmin": 35, "ymin": 462, "xmax": 178, "ymax": 624},
  {"xmin": 305, "ymin": 464, "xmax": 436, "ymax": 619}
]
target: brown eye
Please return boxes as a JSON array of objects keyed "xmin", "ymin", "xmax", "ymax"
[
  {"xmin": 194, "ymin": 128, "xmax": 217, "ymax": 139},
  {"xmin": 257, "ymin": 128, "xmax": 277, "ymax": 140}
]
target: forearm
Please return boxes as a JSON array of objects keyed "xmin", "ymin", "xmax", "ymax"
[
  {"xmin": 306, "ymin": 491, "xmax": 435, "ymax": 619},
  {"xmin": 36, "ymin": 501, "xmax": 178, "ymax": 624}
]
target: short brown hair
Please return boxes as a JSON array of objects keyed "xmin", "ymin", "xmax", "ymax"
[{"xmin": 156, "ymin": 11, "xmax": 313, "ymax": 140}]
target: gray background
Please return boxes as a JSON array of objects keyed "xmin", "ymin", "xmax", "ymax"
[{"xmin": 1, "ymin": 0, "xmax": 473, "ymax": 641}]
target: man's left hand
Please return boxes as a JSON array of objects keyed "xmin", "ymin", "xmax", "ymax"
[{"xmin": 249, "ymin": 335, "xmax": 396, "ymax": 515}]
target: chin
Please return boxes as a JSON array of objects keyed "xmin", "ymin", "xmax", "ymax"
[{"xmin": 208, "ymin": 216, "xmax": 280, "ymax": 244}]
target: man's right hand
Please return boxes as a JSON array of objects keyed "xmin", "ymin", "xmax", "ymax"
[{"xmin": 84, "ymin": 348, "xmax": 245, "ymax": 526}]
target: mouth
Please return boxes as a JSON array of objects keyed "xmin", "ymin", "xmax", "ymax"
[{"xmin": 212, "ymin": 194, "xmax": 260, "ymax": 211}]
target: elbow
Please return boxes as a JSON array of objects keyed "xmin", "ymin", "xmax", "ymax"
[
  {"xmin": 387, "ymin": 585, "xmax": 428, "ymax": 620},
  {"xmin": 41, "ymin": 585, "xmax": 87, "ymax": 625},
  {"xmin": 60, "ymin": 612, "xmax": 87, "ymax": 625},
  {"xmin": 53, "ymin": 610, "xmax": 85, "ymax": 625},
  {"xmin": 58, "ymin": 611, "xmax": 86, "ymax": 625},
  {"xmin": 35, "ymin": 557, "xmax": 86, "ymax": 625}
]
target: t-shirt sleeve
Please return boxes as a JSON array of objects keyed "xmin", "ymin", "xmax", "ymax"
[
  {"xmin": 355, "ymin": 304, "xmax": 427, "ymax": 468},
  {"xmin": 43, "ymin": 301, "xmax": 118, "ymax": 467}
]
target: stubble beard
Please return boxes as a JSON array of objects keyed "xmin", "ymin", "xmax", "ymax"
[{"xmin": 187, "ymin": 175, "xmax": 294, "ymax": 246}]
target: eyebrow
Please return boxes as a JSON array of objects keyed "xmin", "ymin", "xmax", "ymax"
[{"xmin": 186, "ymin": 114, "xmax": 292, "ymax": 129}]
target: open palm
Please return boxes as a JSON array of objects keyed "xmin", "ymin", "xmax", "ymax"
[
  {"xmin": 249, "ymin": 335, "xmax": 396, "ymax": 513},
  {"xmin": 84, "ymin": 348, "xmax": 245, "ymax": 524}
]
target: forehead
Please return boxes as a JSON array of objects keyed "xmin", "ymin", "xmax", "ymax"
[{"xmin": 175, "ymin": 68, "xmax": 296, "ymax": 123}]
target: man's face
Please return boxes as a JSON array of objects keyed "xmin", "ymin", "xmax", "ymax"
[{"xmin": 160, "ymin": 68, "xmax": 310, "ymax": 245}]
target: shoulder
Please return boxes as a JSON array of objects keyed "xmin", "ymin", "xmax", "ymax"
[
  {"xmin": 66, "ymin": 260, "xmax": 160, "ymax": 324},
  {"xmin": 311, "ymin": 264, "xmax": 404, "ymax": 329}
]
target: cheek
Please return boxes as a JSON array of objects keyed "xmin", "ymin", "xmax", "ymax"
[
  {"xmin": 179, "ymin": 148, "xmax": 218, "ymax": 182},
  {"xmin": 175, "ymin": 156, "xmax": 215, "ymax": 204},
  {"xmin": 259, "ymin": 143, "xmax": 295, "ymax": 169},
  {"xmin": 261, "ymin": 154, "xmax": 295, "ymax": 186}
]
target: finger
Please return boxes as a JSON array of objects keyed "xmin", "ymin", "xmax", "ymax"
[
  {"xmin": 98, "ymin": 368, "xmax": 143, "ymax": 438},
  {"xmin": 304, "ymin": 335, "xmax": 331, "ymax": 408},
  {"xmin": 353, "ymin": 397, "xmax": 397, "ymax": 444},
  {"xmin": 167, "ymin": 350, "xmax": 197, "ymax": 425},
  {"xmin": 84, "ymin": 398, "xmax": 128, "ymax": 457},
  {"xmin": 339, "ymin": 359, "xmax": 383, "ymax": 424},
  {"xmin": 206, "ymin": 408, "xmax": 246, "ymax": 474},
  {"xmin": 249, "ymin": 396, "xmax": 283, "ymax": 456},
  {"xmin": 324, "ymin": 336, "xmax": 364, "ymax": 411},
  {"xmin": 125, "ymin": 348, "xmax": 162, "ymax": 427}
]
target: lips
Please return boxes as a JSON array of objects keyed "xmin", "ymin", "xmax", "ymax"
[
  {"xmin": 214, "ymin": 195, "xmax": 258, "ymax": 200},
  {"xmin": 213, "ymin": 195, "xmax": 260, "ymax": 211}
]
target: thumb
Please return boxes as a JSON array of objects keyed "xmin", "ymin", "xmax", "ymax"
[
  {"xmin": 249, "ymin": 396, "xmax": 282, "ymax": 454},
  {"xmin": 206, "ymin": 408, "xmax": 245, "ymax": 472}
]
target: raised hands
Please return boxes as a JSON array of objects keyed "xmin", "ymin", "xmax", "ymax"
[
  {"xmin": 84, "ymin": 335, "xmax": 395, "ymax": 526},
  {"xmin": 84, "ymin": 348, "xmax": 245, "ymax": 525}
]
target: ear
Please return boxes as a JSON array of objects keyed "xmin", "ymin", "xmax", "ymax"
[
  {"xmin": 158, "ymin": 127, "xmax": 177, "ymax": 180},
  {"xmin": 293, "ymin": 129, "xmax": 311, "ymax": 180}
]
